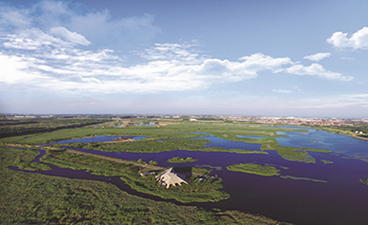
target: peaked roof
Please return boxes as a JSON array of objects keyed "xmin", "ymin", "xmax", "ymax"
[{"xmin": 156, "ymin": 168, "xmax": 188, "ymax": 189}]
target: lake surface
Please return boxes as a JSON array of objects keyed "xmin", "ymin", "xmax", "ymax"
[{"xmin": 12, "ymin": 128, "xmax": 368, "ymax": 225}]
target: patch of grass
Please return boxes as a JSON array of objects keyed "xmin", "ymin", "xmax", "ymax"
[
  {"xmin": 227, "ymin": 163, "xmax": 280, "ymax": 176},
  {"xmin": 167, "ymin": 156, "xmax": 198, "ymax": 163},
  {"xmin": 321, "ymin": 159, "xmax": 334, "ymax": 164},
  {"xmin": 280, "ymin": 175, "xmax": 327, "ymax": 183},
  {"xmin": 17, "ymin": 162, "xmax": 52, "ymax": 171},
  {"xmin": 195, "ymin": 164, "xmax": 223, "ymax": 171}
]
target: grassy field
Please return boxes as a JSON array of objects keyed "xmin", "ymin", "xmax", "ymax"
[
  {"xmin": 227, "ymin": 163, "xmax": 280, "ymax": 176},
  {"xmin": 0, "ymin": 147, "xmax": 288, "ymax": 224}
]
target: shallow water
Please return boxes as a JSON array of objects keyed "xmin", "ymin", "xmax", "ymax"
[{"xmin": 12, "ymin": 128, "xmax": 368, "ymax": 225}]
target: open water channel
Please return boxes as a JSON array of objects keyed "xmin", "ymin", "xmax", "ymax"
[{"xmin": 11, "ymin": 127, "xmax": 368, "ymax": 225}]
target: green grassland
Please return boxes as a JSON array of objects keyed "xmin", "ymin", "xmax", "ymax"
[
  {"xmin": 168, "ymin": 156, "xmax": 198, "ymax": 163},
  {"xmin": 227, "ymin": 163, "xmax": 280, "ymax": 176},
  {"xmin": 0, "ymin": 147, "xmax": 287, "ymax": 224}
]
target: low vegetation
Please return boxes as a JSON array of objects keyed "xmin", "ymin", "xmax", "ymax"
[
  {"xmin": 0, "ymin": 118, "xmax": 109, "ymax": 138},
  {"xmin": 167, "ymin": 156, "xmax": 198, "ymax": 163},
  {"xmin": 227, "ymin": 163, "xmax": 280, "ymax": 176},
  {"xmin": 39, "ymin": 150, "xmax": 229, "ymax": 203},
  {"xmin": 0, "ymin": 147, "xmax": 286, "ymax": 224},
  {"xmin": 321, "ymin": 159, "xmax": 334, "ymax": 164}
]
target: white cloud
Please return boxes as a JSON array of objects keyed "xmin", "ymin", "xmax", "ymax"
[
  {"xmin": 0, "ymin": 36, "xmax": 352, "ymax": 94},
  {"xmin": 284, "ymin": 63, "xmax": 353, "ymax": 81},
  {"xmin": 48, "ymin": 26, "xmax": 91, "ymax": 46},
  {"xmin": 272, "ymin": 89, "xmax": 293, "ymax": 94},
  {"xmin": 2, "ymin": 27, "xmax": 90, "ymax": 50},
  {"xmin": 327, "ymin": 27, "xmax": 368, "ymax": 50},
  {"xmin": 0, "ymin": 53, "xmax": 49, "ymax": 84},
  {"xmin": 0, "ymin": 1, "xmax": 352, "ymax": 96},
  {"xmin": 304, "ymin": 52, "xmax": 331, "ymax": 62},
  {"xmin": 0, "ymin": 8, "xmax": 31, "ymax": 28},
  {"xmin": 0, "ymin": 36, "xmax": 299, "ymax": 94},
  {"xmin": 0, "ymin": 1, "xmax": 161, "ymax": 50}
]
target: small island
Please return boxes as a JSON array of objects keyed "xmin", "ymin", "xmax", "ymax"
[
  {"xmin": 167, "ymin": 157, "xmax": 197, "ymax": 163},
  {"xmin": 227, "ymin": 163, "xmax": 280, "ymax": 176},
  {"xmin": 321, "ymin": 159, "xmax": 334, "ymax": 164}
]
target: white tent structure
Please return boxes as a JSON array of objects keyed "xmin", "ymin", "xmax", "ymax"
[{"xmin": 156, "ymin": 168, "xmax": 188, "ymax": 189}]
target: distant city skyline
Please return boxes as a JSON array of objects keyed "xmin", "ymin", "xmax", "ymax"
[{"xmin": 1, "ymin": 0, "xmax": 368, "ymax": 117}]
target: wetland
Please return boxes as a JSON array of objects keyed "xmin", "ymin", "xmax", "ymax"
[{"xmin": 2, "ymin": 119, "xmax": 368, "ymax": 224}]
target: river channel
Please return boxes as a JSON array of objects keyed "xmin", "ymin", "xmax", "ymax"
[{"xmin": 11, "ymin": 128, "xmax": 368, "ymax": 225}]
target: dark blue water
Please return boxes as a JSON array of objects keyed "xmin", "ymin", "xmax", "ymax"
[{"xmin": 10, "ymin": 128, "xmax": 368, "ymax": 225}]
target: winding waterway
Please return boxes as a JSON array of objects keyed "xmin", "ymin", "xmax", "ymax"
[{"xmin": 11, "ymin": 128, "xmax": 368, "ymax": 225}]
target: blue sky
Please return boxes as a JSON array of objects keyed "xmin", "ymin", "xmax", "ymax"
[{"xmin": 1, "ymin": 0, "xmax": 368, "ymax": 117}]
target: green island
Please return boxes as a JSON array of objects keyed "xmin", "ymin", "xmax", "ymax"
[
  {"xmin": 227, "ymin": 163, "xmax": 280, "ymax": 176},
  {"xmin": 167, "ymin": 156, "xmax": 198, "ymax": 163},
  {"xmin": 321, "ymin": 159, "xmax": 334, "ymax": 164}
]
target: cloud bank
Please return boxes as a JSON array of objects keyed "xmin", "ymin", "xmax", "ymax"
[
  {"xmin": 327, "ymin": 27, "xmax": 368, "ymax": 50},
  {"xmin": 304, "ymin": 52, "xmax": 331, "ymax": 62},
  {"xmin": 0, "ymin": 0, "xmax": 353, "ymax": 97}
]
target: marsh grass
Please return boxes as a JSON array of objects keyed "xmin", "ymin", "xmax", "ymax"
[
  {"xmin": 167, "ymin": 156, "xmax": 198, "ymax": 163},
  {"xmin": 40, "ymin": 150, "xmax": 229, "ymax": 203},
  {"xmin": 227, "ymin": 163, "xmax": 280, "ymax": 176},
  {"xmin": 321, "ymin": 159, "xmax": 334, "ymax": 164},
  {"xmin": 1, "ymin": 147, "xmax": 285, "ymax": 224}
]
